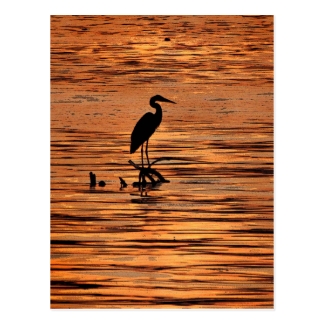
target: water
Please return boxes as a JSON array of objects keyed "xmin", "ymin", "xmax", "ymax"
[{"xmin": 51, "ymin": 15, "xmax": 273, "ymax": 308}]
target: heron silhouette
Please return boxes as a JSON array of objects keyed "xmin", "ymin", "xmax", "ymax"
[{"xmin": 130, "ymin": 95, "xmax": 176, "ymax": 168}]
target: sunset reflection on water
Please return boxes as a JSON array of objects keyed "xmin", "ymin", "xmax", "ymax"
[{"xmin": 51, "ymin": 15, "xmax": 273, "ymax": 308}]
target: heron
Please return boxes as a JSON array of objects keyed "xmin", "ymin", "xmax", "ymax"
[{"xmin": 130, "ymin": 95, "xmax": 176, "ymax": 168}]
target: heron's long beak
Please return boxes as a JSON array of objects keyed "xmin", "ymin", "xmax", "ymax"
[{"xmin": 161, "ymin": 97, "xmax": 176, "ymax": 104}]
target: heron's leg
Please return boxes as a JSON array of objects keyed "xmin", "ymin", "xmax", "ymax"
[
  {"xmin": 141, "ymin": 144, "xmax": 144, "ymax": 168},
  {"xmin": 145, "ymin": 140, "xmax": 150, "ymax": 167}
]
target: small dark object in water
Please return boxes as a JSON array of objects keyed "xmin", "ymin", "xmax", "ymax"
[
  {"xmin": 164, "ymin": 37, "xmax": 170, "ymax": 41},
  {"xmin": 98, "ymin": 181, "xmax": 106, "ymax": 187},
  {"xmin": 119, "ymin": 177, "xmax": 128, "ymax": 188},
  {"xmin": 89, "ymin": 172, "xmax": 96, "ymax": 186}
]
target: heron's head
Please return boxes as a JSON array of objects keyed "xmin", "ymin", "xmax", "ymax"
[{"xmin": 151, "ymin": 95, "xmax": 176, "ymax": 104}]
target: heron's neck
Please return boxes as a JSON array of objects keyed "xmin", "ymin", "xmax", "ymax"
[{"xmin": 150, "ymin": 100, "xmax": 162, "ymax": 121}]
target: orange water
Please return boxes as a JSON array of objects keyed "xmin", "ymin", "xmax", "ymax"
[{"xmin": 51, "ymin": 15, "xmax": 273, "ymax": 308}]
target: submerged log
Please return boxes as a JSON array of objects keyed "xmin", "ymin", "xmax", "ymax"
[{"xmin": 128, "ymin": 159, "xmax": 170, "ymax": 187}]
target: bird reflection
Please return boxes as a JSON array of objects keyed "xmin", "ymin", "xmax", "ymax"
[{"xmin": 130, "ymin": 95, "xmax": 176, "ymax": 168}]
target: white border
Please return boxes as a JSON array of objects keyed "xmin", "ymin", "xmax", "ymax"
[{"xmin": 2, "ymin": 1, "xmax": 325, "ymax": 324}]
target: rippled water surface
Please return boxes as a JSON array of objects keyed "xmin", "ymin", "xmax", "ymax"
[{"xmin": 51, "ymin": 15, "xmax": 273, "ymax": 308}]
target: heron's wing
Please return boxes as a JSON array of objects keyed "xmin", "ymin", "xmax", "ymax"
[{"xmin": 130, "ymin": 112, "xmax": 157, "ymax": 153}]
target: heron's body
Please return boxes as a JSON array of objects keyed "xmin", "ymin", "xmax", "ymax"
[
  {"xmin": 130, "ymin": 95, "xmax": 176, "ymax": 167},
  {"xmin": 130, "ymin": 111, "xmax": 161, "ymax": 154}
]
